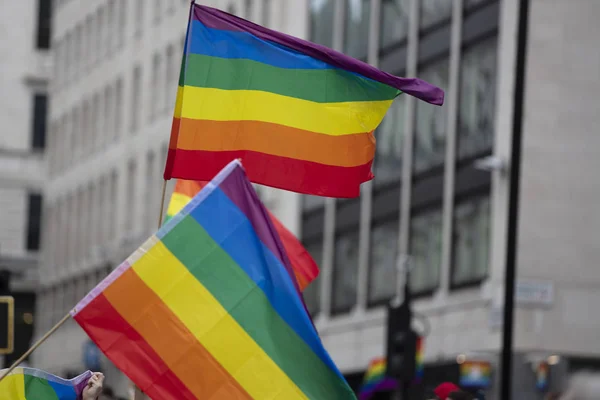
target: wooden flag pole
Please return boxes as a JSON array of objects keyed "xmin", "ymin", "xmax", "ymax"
[{"xmin": 0, "ymin": 313, "xmax": 71, "ymax": 383}]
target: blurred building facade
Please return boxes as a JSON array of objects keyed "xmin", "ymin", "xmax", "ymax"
[
  {"xmin": 0, "ymin": 0, "xmax": 50, "ymax": 367},
  {"xmin": 35, "ymin": 0, "xmax": 303, "ymax": 396},
  {"xmin": 301, "ymin": 0, "xmax": 600, "ymax": 399},
  {"xmin": 34, "ymin": 0, "xmax": 600, "ymax": 398}
]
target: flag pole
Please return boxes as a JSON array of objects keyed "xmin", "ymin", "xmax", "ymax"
[
  {"xmin": 0, "ymin": 313, "xmax": 71, "ymax": 383},
  {"xmin": 157, "ymin": 180, "xmax": 167, "ymax": 227}
]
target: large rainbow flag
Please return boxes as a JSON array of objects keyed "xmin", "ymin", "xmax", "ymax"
[
  {"xmin": 164, "ymin": 3, "xmax": 444, "ymax": 198},
  {"xmin": 0, "ymin": 368, "xmax": 91, "ymax": 400},
  {"xmin": 72, "ymin": 160, "xmax": 354, "ymax": 399},
  {"xmin": 165, "ymin": 179, "xmax": 319, "ymax": 291}
]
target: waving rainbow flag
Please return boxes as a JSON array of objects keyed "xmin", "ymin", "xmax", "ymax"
[
  {"xmin": 165, "ymin": 179, "xmax": 319, "ymax": 291},
  {"xmin": 0, "ymin": 368, "xmax": 91, "ymax": 400},
  {"xmin": 164, "ymin": 3, "xmax": 444, "ymax": 198},
  {"xmin": 73, "ymin": 160, "xmax": 354, "ymax": 399}
]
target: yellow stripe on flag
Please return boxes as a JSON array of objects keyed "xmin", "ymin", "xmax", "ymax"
[{"xmin": 131, "ymin": 239, "xmax": 308, "ymax": 400}]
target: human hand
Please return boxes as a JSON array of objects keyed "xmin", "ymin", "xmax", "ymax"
[{"xmin": 82, "ymin": 372, "xmax": 104, "ymax": 400}]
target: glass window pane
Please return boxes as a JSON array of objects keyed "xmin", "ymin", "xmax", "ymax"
[
  {"xmin": 452, "ymin": 195, "xmax": 491, "ymax": 285},
  {"xmin": 420, "ymin": 0, "xmax": 453, "ymax": 30},
  {"xmin": 380, "ymin": 0, "xmax": 410, "ymax": 49},
  {"xmin": 374, "ymin": 95, "xmax": 405, "ymax": 186},
  {"xmin": 368, "ymin": 217, "xmax": 399, "ymax": 305},
  {"xmin": 413, "ymin": 59, "xmax": 449, "ymax": 173},
  {"xmin": 457, "ymin": 38, "xmax": 498, "ymax": 160},
  {"xmin": 332, "ymin": 230, "xmax": 360, "ymax": 313},
  {"xmin": 302, "ymin": 195, "xmax": 325, "ymax": 212},
  {"xmin": 310, "ymin": 0, "xmax": 335, "ymax": 47},
  {"xmin": 344, "ymin": 0, "xmax": 370, "ymax": 60},
  {"xmin": 409, "ymin": 208, "xmax": 442, "ymax": 293},
  {"xmin": 303, "ymin": 242, "xmax": 323, "ymax": 316}
]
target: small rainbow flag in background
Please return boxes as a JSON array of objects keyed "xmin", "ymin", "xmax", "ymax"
[
  {"xmin": 164, "ymin": 3, "xmax": 444, "ymax": 198},
  {"xmin": 459, "ymin": 361, "xmax": 492, "ymax": 388},
  {"xmin": 414, "ymin": 336, "xmax": 425, "ymax": 383},
  {"xmin": 72, "ymin": 160, "xmax": 354, "ymax": 400},
  {"xmin": 0, "ymin": 368, "xmax": 91, "ymax": 400},
  {"xmin": 164, "ymin": 179, "xmax": 319, "ymax": 291},
  {"xmin": 536, "ymin": 361, "xmax": 549, "ymax": 391},
  {"xmin": 359, "ymin": 358, "xmax": 398, "ymax": 400}
]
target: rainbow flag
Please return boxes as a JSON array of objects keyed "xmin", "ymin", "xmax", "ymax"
[
  {"xmin": 0, "ymin": 368, "xmax": 91, "ymax": 400},
  {"xmin": 164, "ymin": 179, "xmax": 319, "ymax": 290},
  {"xmin": 415, "ymin": 336, "xmax": 424, "ymax": 383},
  {"xmin": 536, "ymin": 361, "xmax": 549, "ymax": 391},
  {"xmin": 72, "ymin": 160, "xmax": 354, "ymax": 400},
  {"xmin": 359, "ymin": 358, "xmax": 397, "ymax": 400},
  {"xmin": 459, "ymin": 361, "xmax": 492, "ymax": 388},
  {"xmin": 163, "ymin": 3, "xmax": 444, "ymax": 198}
]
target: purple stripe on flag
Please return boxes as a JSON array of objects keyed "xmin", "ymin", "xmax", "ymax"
[
  {"xmin": 218, "ymin": 164, "xmax": 302, "ymax": 296},
  {"xmin": 359, "ymin": 378, "xmax": 399, "ymax": 400},
  {"xmin": 192, "ymin": 5, "xmax": 444, "ymax": 106}
]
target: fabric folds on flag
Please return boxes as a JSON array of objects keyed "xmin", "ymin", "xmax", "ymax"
[
  {"xmin": 164, "ymin": 4, "xmax": 445, "ymax": 198},
  {"xmin": 165, "ymin": 179, "xmax": 319, "ymax": 291},
  {"xmin": 0, "ymin": 368, "xmax": 92, "ymax": 400},
  {"xmin": 72, "ymin": 160, "xmax": 354, "ymax": 400}
]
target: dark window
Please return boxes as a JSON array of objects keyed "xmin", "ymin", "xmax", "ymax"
[
  {"xmin": 227, "ymin": 5, "xmax": 236, "ymax": 15},
  {"xmin": 409, "ymin": 207, "xmax": 442, "ymax": 293},
  {"xmin": 374, "ymin": 95, "xmax": 405, "ymax": 187},
  {"xmin": 303, "ymin": 241, "xmax": 323, "ymax": 317},
  {"xmin": 380, "ymin": 0, "xmax": 410, "ymax": 50},
  {"xmin": 457, "ymin": 37, "xmax": 498, "ymax": 160},
  {"xmin": 31, "ymin": 94, "xmax": 48, "ymax": 150},
  {"xmin": 344, "ymin": 0, "xmax": 370, "ymax": 60},
  {"xmin": 309, "ymin": 0, "xmax": 335, "ymax": 48},
  {"xmin": 413, "ymin": 59, "xmax": 449, "ymax": 174},
  {"xmin": 36, "ymin": 0, "xmax": 52, "ymax": 49},
  {"xmin": 27, "ymin": 194, "xmax": 43, "ymax": 251},
  {"xmin": 368, "ymin": 217, "xmax": 398, "ymax": 306},
  {"xmin": 451, "ymin": 194, "xmax": 490, "ymax": 287},
  {"xmin": 420, "ymin": 0, "xmax": 452, "ymax": 31},
  {"xmin": 331, "ymin": 229, "xmax": 359, "ymax": 314}
]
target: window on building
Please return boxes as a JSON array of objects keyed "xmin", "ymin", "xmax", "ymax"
[
  {"xmin": 31, "ymin": 94, "xmax": 48, "ymax": 150},
  {"xmin": 344, "ymin": 0, "xmax": 370, "ymax": 60},
  {"xmin": 368, "ymin": 217, "xmax": 398, "ymax": 306},
  {"xmin": 303, "ymin": 241, "xmax": 323, "ymax": 316},
  {"xmin": 71, "ymin": 106, "xmax": 80, "ymax": 160},
  {"xmin": 102, "ymin": 85, "xmax": 113, "ymax": 147},
  {"xmin": 331, "ymin": 229, "xmax": 359, "ymax": 314},
  {"xmin": 151, "ymin": 54, "xmax": 162, "ymax": 119},
  {"xmin": 262, "ymin": 0, "xmax": 270, "ymax": 26},
  {"xmin": 413, "ymin": 59, "xmax": 449, "ymax": 174},
  {"xmin": 245, "ymin": 0, "xmax": 253, "ymax": 20},
  {"xmin": 108, "ymin": 171, "xmax": 118, "ymax": 240},
  {"xmin": 26, "ymin": 194, "xmax": 43, "ymax": 251},
  {"xmin": 154, "ymin": 0, "xmax": 161, "ymax": 21},
  {"xmin": 107, "ymin": 0, "xmax": 116, "ymax": 53},
  {"xmin": 452, "ymin": 195, "xmax": 490, "ymax": 286},
  {"xmin": 420, "ymin": 0, "xmax": 453, "ymax": 31},
  {"xmin": 98, "ymin": 176, "xmax": 107, "ymax": 245},
  {"xmin": 380, "ymin": 0, "xmax": 410, "ymax": 49},
  {"xmin": 165, "ymin": 45, "xmax": 175, "ymax": 113},
  {"xmin": 91, "ymin": 93, "xmax": 100, "ymax": 150},
  {"xmin": 81, "ymin": 99, "xmax": 90, "ymax": 155},
  {"xmin": 73, "ymin": 24, "xmax": 82, "ymax": 78},
  {"xmin": 309, "ymin": 0, "xmax": 334, "ymax": 48},
  {"xmin": 114, "ymin": 78, "xmax": 123, "ymax": 141},
  {"xmin": 86, "ymin": 15, "xmax": 94, "ymax": 69},
  {"xmin": 97, "ymin": 7, "xmax": 104, "ymax": 60},
  {"xmin": 64, "ymin": 32, "xmax": 72, "ymax": 81},
  {"xmin": 131, "ymin": 65, "xmax": 142, "ymax": 132},
  {"xmin": 118, "ymin": 0, "xmax": 127, "ymax": 47},
  {"xmin": 457, "ymin": 38, "xmax": 498, "ymax": 160},
  {"xmin": 135, "ymin": 1, "xmax": 143, "ymax": 35},
  {"xmin": 145, "ymin": 152, "xmax": 155, "ymax": 233},
  {"xmin": 227, "ymin": 5, "xmax": 236, "ymax": 15},
  {"xmin": 409, "ymin": 207, "xmax": 442, "ymax": 294},
  {"xmin": 36, "ymin": 0, "xmax": 52, "ymax": 49},
  {"xmin": 374, "ymin": 94, "xmax": 405, "ymax": 186},
  {"xmin": 126, "ymin": 160, "xmax": 137, "ymax": 233}
]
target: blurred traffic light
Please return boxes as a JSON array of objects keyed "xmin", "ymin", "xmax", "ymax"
[{"xmin": 385, "ymin": 277, "xmax": 417, "ymax": 382}]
